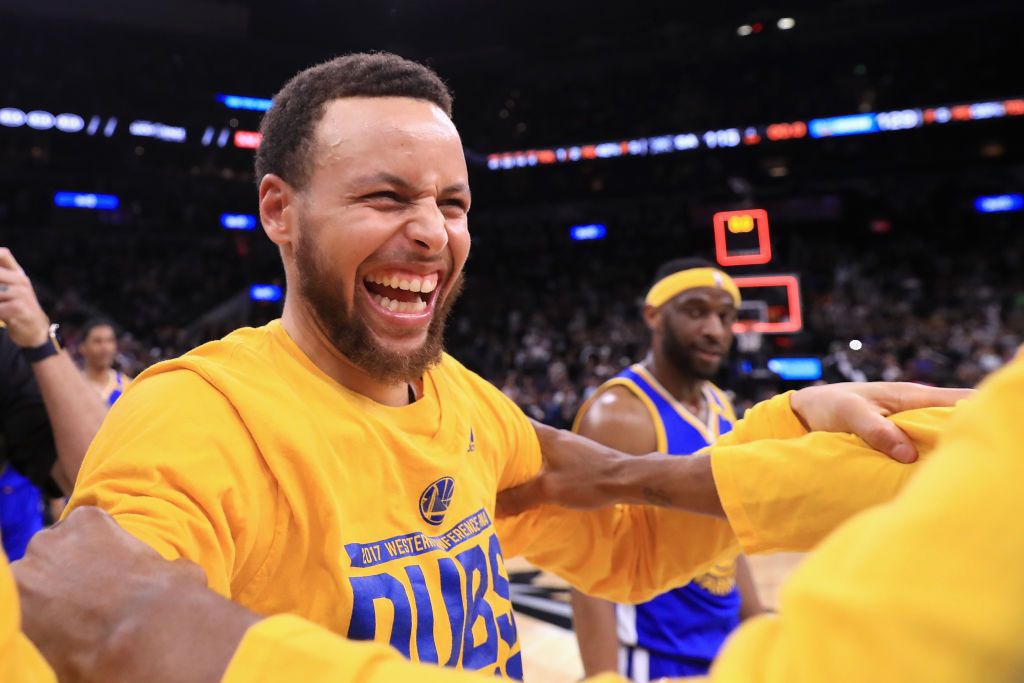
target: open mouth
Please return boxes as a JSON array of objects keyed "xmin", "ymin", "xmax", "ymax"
[{"xmin": 362, "ymin": 271, "xmax": 440, "ymax": 315}]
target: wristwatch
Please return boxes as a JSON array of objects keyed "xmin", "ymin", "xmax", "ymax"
[{"xmin": 22, "ymin": 323, "xmax": 63, "ymax": 364}]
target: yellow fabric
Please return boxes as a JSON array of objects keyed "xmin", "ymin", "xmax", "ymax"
[
  {"xmin": 67, "ymin": 321, "xmax": 802, "ymax": 677},
  {"xmin": 704, "ymin": 355, "xmax": 1024, "ymax": 682},
  {"xmin": 712, "ymin": 405, "xmax": 952, "ymax": 554},
  {"xmin": 0, "ymin": 547, "xmax": 56, "ymax": 683},
  {"xmin": 223, "ymin": 615, "xmax": 639, "ymax": 683},
  {"xmin": 644, "ymin": 268, "xmax": 741, "ymax": 308}
]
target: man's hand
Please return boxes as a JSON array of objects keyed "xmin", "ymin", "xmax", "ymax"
[
  {"xmin": 0, "ymin": 247, "xmax": 50, "ymax": 348},
  {"xmin": 789, "ymin": 382, "xmax": 972, "ymax": 463},
  {"xmin": 13, "ymin": 507, "xmax": 257, "ymax": 683}
]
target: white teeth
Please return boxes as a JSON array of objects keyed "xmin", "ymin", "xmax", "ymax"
[
  {"xmin": 371, "ymin": 292, "xmax": 428, "ymax": 314},
  {"xmin": 365, "ymin": 273, "xmax": 438, "ymax": 297}
]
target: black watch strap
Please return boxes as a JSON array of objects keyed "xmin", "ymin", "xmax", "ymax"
[{"xmin": 22, "ymin": 323, "xmax": 62, "ymax": 364}]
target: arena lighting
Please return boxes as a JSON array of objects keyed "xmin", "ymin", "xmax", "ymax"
[
  {"xmin": 777, "ymin": 17, "xmax": 796, "ymax": 30},
  {"xmin": 485, "ymin": 95, "xmax": 1024, "ymax": 171},
  {"xmin": 220, "ymin": 213, "xmax": 258, "ymax": 230},
  {"xmin": 233, "ymin": 130, "xmax": 262, "ymax": 149},
  {"xmin": 129, "ymin": 120, "xmax": 187, "ymax": 143},
  {"xmin": 53, "ymin": 192, "xmax": 120, "ymax": 210},
  {"xmin": 216, "ymin": 94, "xmax": 273, "ymax": 112},
  {"xmin": 767, "ymin": 357, "xmax": 821, "ymax": 380},
  {"xmin": 249, "ymin": 284, "xmax": 282, "ymax": 302},
  {"xmin": 0, "ymin": 108, "xmax": 84, "ymax": 133},
  {"xmin": 975, "ymin": 194, "xmax": 1024, "ymax": 213},
  {"xmin": 569, "ymin": 223, "xmax": 607, "ymax": 241},
  {"xmin": 737, "ymin": 24, "xmax": 753, "ymax": 36},
  {"xmin": 849, "ymin": 339, "xmax": 863, "ymax": 351}
]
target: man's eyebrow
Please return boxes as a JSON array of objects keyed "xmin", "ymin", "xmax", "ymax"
[
  {"xmin": 353, "ymin": 172, "xmax": 415, "ymax": 191},
  {"xmin": 441, "ymin": 182, "xmax": 470, "ymax": 195},
  {"xmin": 353, "ymin": 174, "xmax": 471, "ymax": 200}
]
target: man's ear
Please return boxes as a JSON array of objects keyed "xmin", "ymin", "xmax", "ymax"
[
  {"xmin": 642, "ymin": 304, "xmax": 661, "ymax": 334},
  {"xmin": 259, "ymin": 174, "xmax": 296, "ymax": 247}
]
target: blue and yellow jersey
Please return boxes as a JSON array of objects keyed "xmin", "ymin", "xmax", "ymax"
[
  {"xmin": 574, "ymin": 364, "xmax": 740, "ymax": 663},
  {"xmin": 97, "ymin": 370, "xmax": 130, "ymax": 407}
]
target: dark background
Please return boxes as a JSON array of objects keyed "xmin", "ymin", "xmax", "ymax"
[{"xmin": 0, "ymin": 0, "xmax": 1021, "ymax": 423}]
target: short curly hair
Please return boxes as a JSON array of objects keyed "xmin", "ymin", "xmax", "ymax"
[{"xmin": 255, "ymin": 52, "xmax": 453, "ymax": 189}]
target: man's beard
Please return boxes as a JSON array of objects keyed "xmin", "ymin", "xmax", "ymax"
[
  {"xmin": 295, "ymin": 228, "xmax": 463, "ymax": 384},
  {"xmin": 660, "ymin": 320, "xmax": 721, "ymax": 381}
]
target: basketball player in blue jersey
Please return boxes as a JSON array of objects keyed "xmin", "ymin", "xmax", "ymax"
[
  {"xmin": 571, "ymin": 257, "xmax": 760, "ymax": 680},
  {"xmin": 79, "ymin": 319, "xmax": 132, "ymax": 407}
]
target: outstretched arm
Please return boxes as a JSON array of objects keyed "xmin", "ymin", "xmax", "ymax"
[{"xmin": 0, "ymin": 247, "xmax": 106, "ymax": 493}]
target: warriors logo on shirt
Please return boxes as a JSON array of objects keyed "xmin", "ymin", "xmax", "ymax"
[{"xmin": 419, "ymin": 476, "xmax": 456, "ymax": 526}]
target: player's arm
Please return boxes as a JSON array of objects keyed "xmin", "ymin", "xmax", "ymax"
[
  {"xmin": 64, "ymin": 368, "xmax": 277, "ymax": 596},
  {"xmin": 569, "ymin": 388, "xmax": 659, "ymax": 676},
  {"xmin": 496, "ymin": 383, "xmax": 967, "ymax": 603},
  {"xmin": 0, "ymin": 247, "xmax": 106, "ymax": 493}
]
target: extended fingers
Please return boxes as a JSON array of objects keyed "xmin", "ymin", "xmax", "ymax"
[{"xmin": 845, "ymin": 404, "xmax": 918, "ymax": 463}]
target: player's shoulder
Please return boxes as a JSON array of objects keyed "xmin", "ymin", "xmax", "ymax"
[
  {"xmin": 575, "ymin": 382, "xmax": 658, "ymax": 454},
  {"xmin": 121, "ymin": 324, "xmax": 278, "ymax": 406}
]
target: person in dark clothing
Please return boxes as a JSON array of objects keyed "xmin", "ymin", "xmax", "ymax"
[{"xmin": 0, "ymin": 246, "xmax": 106, "ymax": 558}]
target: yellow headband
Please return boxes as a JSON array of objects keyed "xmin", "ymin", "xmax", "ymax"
[{"xmin": 645, "ymin": 267, "xmax": 741, "ymax": 308}]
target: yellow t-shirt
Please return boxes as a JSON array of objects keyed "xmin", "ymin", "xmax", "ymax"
[
  {"xmin": 0, "ymin": 547, "xmax": 55, "ymax": 683},
  {"xmin": 221, "ymin": 390, "xmax": 990, "ymax": 683},
  {"xmin": 68, "ymin": 320, "xmax": 804, "ymax": 678}
]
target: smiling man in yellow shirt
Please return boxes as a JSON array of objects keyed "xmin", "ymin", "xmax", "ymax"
[
  {"xmin": 14, "ymin": 351, "xmax": 1023, "ymax": 682},
  {"xmin": 62, "ymin": 51, "xmax": 964, "ymax": 681}
]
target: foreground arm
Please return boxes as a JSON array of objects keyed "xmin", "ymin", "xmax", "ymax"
[
  {"xmin": 13, "ymin": 508, "xmax": 625, "ymax": 683},
  {"xmin": 706, "ymin": 354, "xmax": 1024, "ymax": 682}
]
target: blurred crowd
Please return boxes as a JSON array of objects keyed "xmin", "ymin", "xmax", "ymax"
[{"xmin": 4, "ymin": 212, "xmax": 1020, "ymax": 430}]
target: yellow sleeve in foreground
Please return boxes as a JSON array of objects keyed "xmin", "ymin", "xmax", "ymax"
[
  {"xmin": 711, "ymin": 405, "xmax": 952, "ymax": 553},
  {"xmin": 707, "ymin": 357, "xmax": 1024, "ymax": 682},
  {"xmin": 0, "ymin": 549, "xmax": 55, "ymax": 683},
  {"xmin": 223, "ymin": 615, "xmax": 627, "ymax": 683},
  {"xmin": 497, "ymin": 392, "xmax": 803, "ymax": 603}
]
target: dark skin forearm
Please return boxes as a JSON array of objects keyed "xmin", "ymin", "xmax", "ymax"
[
  {"xmin": 607, "ymin": 450, "xmax": 725, "ymax": 517},
  {"xmin": 14, "ymin": 507, "xmax": 258, "ymax": 683},
  {"xmin": 92, "ymin": 577, "xmax": 259, "ymax": 683},
  {"xmin": 496, "ymin": 422, "xmax": 726, "ymax": 518}
]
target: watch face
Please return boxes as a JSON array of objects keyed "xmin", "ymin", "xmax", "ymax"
[{"xmin": 49, "ymin": 323, "xmax": 64, "ymax": 351}]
